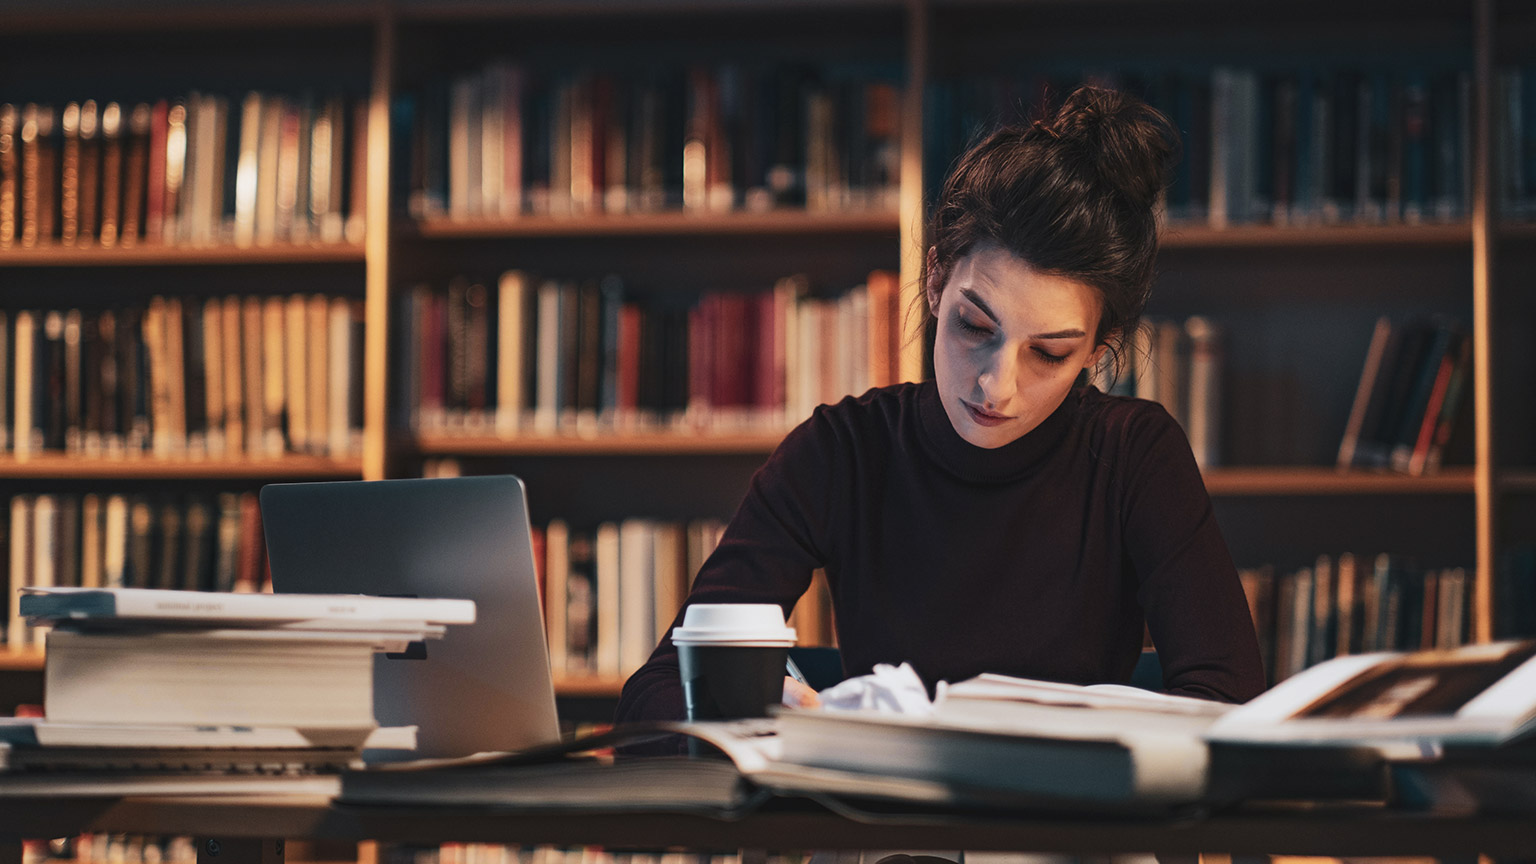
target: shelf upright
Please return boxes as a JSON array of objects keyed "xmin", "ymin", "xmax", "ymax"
[{"xmin": 1472, "ymin": 0, "xmax": 1497, "ymax": 642}]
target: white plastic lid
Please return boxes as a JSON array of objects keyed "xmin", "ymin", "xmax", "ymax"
[{"xmin": 671, "ymin": 603, "xmax": 797, "ymax": 647}]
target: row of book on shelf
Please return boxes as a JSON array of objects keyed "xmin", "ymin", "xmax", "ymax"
[
  {"xmin": 1088, "ymin": 316, "xmax": 1222, "ymax": 470},
  {"xmin": 0, "ymin": 92, "xmax": 368, "ymax": 251},
  {"xmin": 536, "ymin": 517, "xmax": 834, "ymax": 681},
  {"xmin": 0, "ymin": 297, "xmax": 366, "ymax": 458},
  {"xmin": 1337, "ymin": 315, "xmax": 1469, "ymax": 475},
  {"xmin": 3, "ymin": 491, "xmax": 273, "ymax": 647},
  {"xmin": 398, "ymin": 61, "xmax": 902, "ymax": 220},
  {"xmin": 1238, "ymin": 553, "xmax": 1473, "ymax": 688},
  {"xmin": 399, "ymin": 269, "xmax": 902, "ymax": 436},
  {"xmin": 0, "ymin": 489, "xmax": 840, "ymax": 671},
  {"xmin": 1496, "ymin": 67, "xmax": 1536, "ymax": 220},
  {"xmin": 930, "ymin": 64, "xmax": 1479, "ymax": 227},
  {"xmin": 14, "ymin": 840, "xmax": 763, "ymax": 864}
]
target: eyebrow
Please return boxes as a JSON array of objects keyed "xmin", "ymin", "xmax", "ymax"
[{"xmin": 957, "ymin": 288, "xmax": 1086, "ymax": 340}]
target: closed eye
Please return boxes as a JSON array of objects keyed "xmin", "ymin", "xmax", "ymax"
[
  {"xmin": 956, "ymin": 317, "xmax": 993, "ymax": 338},
  {"xmin": 1034, "ymin": 347, "xmax": 1070, "ymax": 365}
]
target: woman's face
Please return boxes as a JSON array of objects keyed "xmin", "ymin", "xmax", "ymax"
[{"xmin": 928, "ymin": 243, "xmax": 1106, "ymax": 449}]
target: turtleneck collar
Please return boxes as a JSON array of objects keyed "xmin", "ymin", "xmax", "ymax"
[{"xmin": 915, "ymin": 379, "xmax": 1081, "ymax": 483}]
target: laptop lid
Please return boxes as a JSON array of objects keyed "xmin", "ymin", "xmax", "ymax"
[{"xmin": 261, "ymin": 475, "xmax": 561, "ymax": 760}]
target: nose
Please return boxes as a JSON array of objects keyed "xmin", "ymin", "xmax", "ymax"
[{"xmin": 977, "ymin": 349, "xmax": 1019, "ymax": 410}]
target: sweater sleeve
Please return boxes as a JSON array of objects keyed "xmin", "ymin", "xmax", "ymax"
[
  {"xmin": 1120, "ymin": 404, "xmax": 1267, "ymax": 703},
  {"xmin": 614, "ymin": 409, "xmax": 840, "ymax": 725}
]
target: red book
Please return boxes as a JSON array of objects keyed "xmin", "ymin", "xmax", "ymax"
[
  {"xmin": 590, "ymin": 75, "xmax": 611, "ymax": 213},
  {"xmin": 1407, "ymin": 346, "xmax": 1455, "ymax": 476},
  {"xmin": 754, "ymin": 291, "xmax": 777, "ymax": 412},
  {"xmin": 711, "ymin": 293, "xmax": 744, "ymax": 409},
  {"xmin": 529, "ymin": 524, "xmax": 546, "ymax": 611},
  {"xmin": 144, "ymin": 99, "xmax": 168, "ymax": 242},
  {"xmin": 422, "ymin": 288, "xmax": 446, "ymax": 424},
  {"xmin": 617, "ymin": 303, "xmax": 641, "ymax": 413},
  {"xmin": 235, "ymin": 491, "xmax": 264, "ymax": 593},
  {"xmin": 688, "ymin": 298, "xmax": 713, "ymax": 416}
]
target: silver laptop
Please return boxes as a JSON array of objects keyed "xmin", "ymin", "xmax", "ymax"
[{"xmin": 261, "ymin": 475, "xmax": 561, "ymax": 760}]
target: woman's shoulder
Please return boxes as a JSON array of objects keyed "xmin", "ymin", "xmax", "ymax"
[
  {"xmin": 1074, "ymin": 386, "xmax": 1189, "ymax": 453},
  {"xmin": 775, "ymin": 383, "xmax": 922, "ymax": 456},
  {"xmin": 808, "ymin": 382, "xmax": 924, "ymax": 432}
]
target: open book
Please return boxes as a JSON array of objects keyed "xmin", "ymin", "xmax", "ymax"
[{"xmin": 1207, "ymin": 640, "xmax": 1536, "ymax": 746}]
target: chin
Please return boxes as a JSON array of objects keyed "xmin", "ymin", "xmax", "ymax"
[{"xmin": 958, "ymin": 422, "xmax": 1027, "ymax": 449}]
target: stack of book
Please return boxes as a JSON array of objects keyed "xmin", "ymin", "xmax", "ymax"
[{"xmin": 0, "ymin": 586, "xmax": 474, "ymax": 790}]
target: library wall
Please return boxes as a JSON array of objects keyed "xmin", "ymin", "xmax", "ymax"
[{"xmin": 1, "ymin": 0, "xmax": 1532, "ymax": 714}]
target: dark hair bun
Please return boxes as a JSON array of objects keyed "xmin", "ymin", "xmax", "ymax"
[{"xmin": 1033, "ymin": 85, "xmax": 1178, "ymax": 212}]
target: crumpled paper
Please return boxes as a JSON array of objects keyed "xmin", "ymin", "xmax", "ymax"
[{"xmin": 816, "ymin": 662, "xmax": 938, "ymax": 715}]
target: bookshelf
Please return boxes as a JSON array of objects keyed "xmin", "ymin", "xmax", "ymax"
[
  {"xmin": 1, "ymin": 0, "xmax": 1531, "ymax": 712},
  {"xmin": 0, "ymin": 243, "xmax": 367, "ymax": 266}
]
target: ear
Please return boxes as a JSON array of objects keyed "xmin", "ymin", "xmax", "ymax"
[
  {"xmin": 1084, "ymin": 343, "xmax": 1109, "ymax": 371},
  {"xmin": 924, "ymin": 246, "xmax": 942, "ymax": 315}
]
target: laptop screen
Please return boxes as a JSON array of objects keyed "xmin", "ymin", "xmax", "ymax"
[{"xmin": 261, "ymin": 475, "xmax": 561, "ymax": 760}]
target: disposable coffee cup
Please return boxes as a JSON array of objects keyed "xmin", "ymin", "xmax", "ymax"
[{"xmin": 673, "ymin": 603, "xmax": 798, "ymax": 722}]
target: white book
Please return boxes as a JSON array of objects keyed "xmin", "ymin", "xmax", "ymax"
[
  {"xmin": 543, "ymin": 519, "xmax": 570, "ymax": 676},
  {"xmin": 7, "ymin": 496, "xmax": 32, "ymax": 648},
  {"xmin": 1206, "ymin": 641, "xmax": 1536, "ymax": 747},
  {"xmin": 328, "ymin": 296, "xmax": 351, "ymax": 457},
  {"xmin": 101, "ymin": 495, "xmax": 128, "ymax": 589},
  {"xmin": 0, "ymin": 717, "xmax": 414, "ymax": 750},
  {"xmin": 449, "ymin": 75, "xmax": 474, "ymax": 219},
  {"xmin": 202, "ymin": 297, "xmax": 226, "ymax": 455},
  {"xmin": 497, "ymin": 270, "xmax": 528, "ymax": 435},
  {"xmin": 480, "ymin": 65, "xmax": 504, "ymax": 218},
  {"xmin": 13, "ymin": 310, "xmax": 34, "ymax": 455},
  {"xmin": 233, "ymin": 92, "xmax": 262, "ymax": 246},
  {"xmin": 19, "ymin": 586, "xmax": 475, "ymax": 626},
  {"xmin": 1183, "ymin": 316, "xmax": 1221, "ymax": 469},
  {"xmin": 30, "ymin": 494, "xmax": 56, "ymax": 647},
  {"xmin": 593, "ymin": 521, "xmax": 622, "ymax": 678},
  {"xmin": 79, "ymin": 494, "xmax": 102, "ymax": 590},
  {"xmin": 43, "ymin": 628, "xmax": 379, "ymax": 728},
  {"xmin": 617, "ymin": 518, "xmax": 655, "ymax": 676},
  {"xmin": 534, "ymin": 280, "xmax": 562, "ymax": 433}
]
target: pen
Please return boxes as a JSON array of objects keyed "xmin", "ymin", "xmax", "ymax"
[{"xmin": 785, "ymin": 656, "xmax": 809, "ymax": 685}]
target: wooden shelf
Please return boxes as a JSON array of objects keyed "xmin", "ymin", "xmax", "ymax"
[
  {"xmin": 1202, "ymin": 466, "xmax": 1475, "ymax": 496},
  {"xmin": 1496, "ymin": 222, "xmax": 1536, "ymax": 242},
  {"xmin": 412, "ymin": 432, "xmax": 785, "ymax": 457},
  {"xmin": 551, "ymin": 676, "xmax": 625, "ymax": 698},
  {"xmin": 0, "ymin": 243, "xmax": 366, "ymax": 267},
  {"xmin": 404, "ymin": 210, "xmax": 901, "ymax": 240},
  {"xmin": 1161, "ymin": 223, "xmax": 1472, "ymax": 249},
  {"xmin": 0, "ymin": 5, "xmax": 380, "ymax": 32},
  {"xmin": 0, "ymin": 455, "xmax": 364, "ymax": 480},
  {"xmin": 0, "ymin": 648, "xmax": 44, "ymax": 672},
  {"xmin": 1499, "ymin": 471, "xmax": 1536, "ymax": 493}
]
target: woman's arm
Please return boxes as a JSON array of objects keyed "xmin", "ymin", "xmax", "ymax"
[
  {"xmin": 614, "ymin": 408, "xmax": 844, "ymax": 723},
  {"xmin": 1120, "ymin": 404, "xmax": 1267, "ymax": 703}
]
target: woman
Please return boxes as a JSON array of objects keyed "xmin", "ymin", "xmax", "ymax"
[{"xmin": 617, "ymin": 85, "xmax": 1266, "ymax": 723}]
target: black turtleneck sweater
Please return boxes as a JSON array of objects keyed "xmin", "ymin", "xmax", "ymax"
[{"xmin": 615, "ymin": 381, "xmax": 1266, "ymax": 723}]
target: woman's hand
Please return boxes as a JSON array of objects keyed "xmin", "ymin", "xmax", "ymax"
[{"xmin": 782, "ymin": 675, "xmax": 822, "ymax": 709}]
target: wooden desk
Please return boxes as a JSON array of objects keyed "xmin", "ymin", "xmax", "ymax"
[{"xmin": 0, "ymin": 793, "xmax": 1532, "ymax": 859}]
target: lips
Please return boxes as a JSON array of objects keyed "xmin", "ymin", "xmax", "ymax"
[{"xmin": 963, "ymin": 401, "xmax": 1013, "ymax": 427}]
